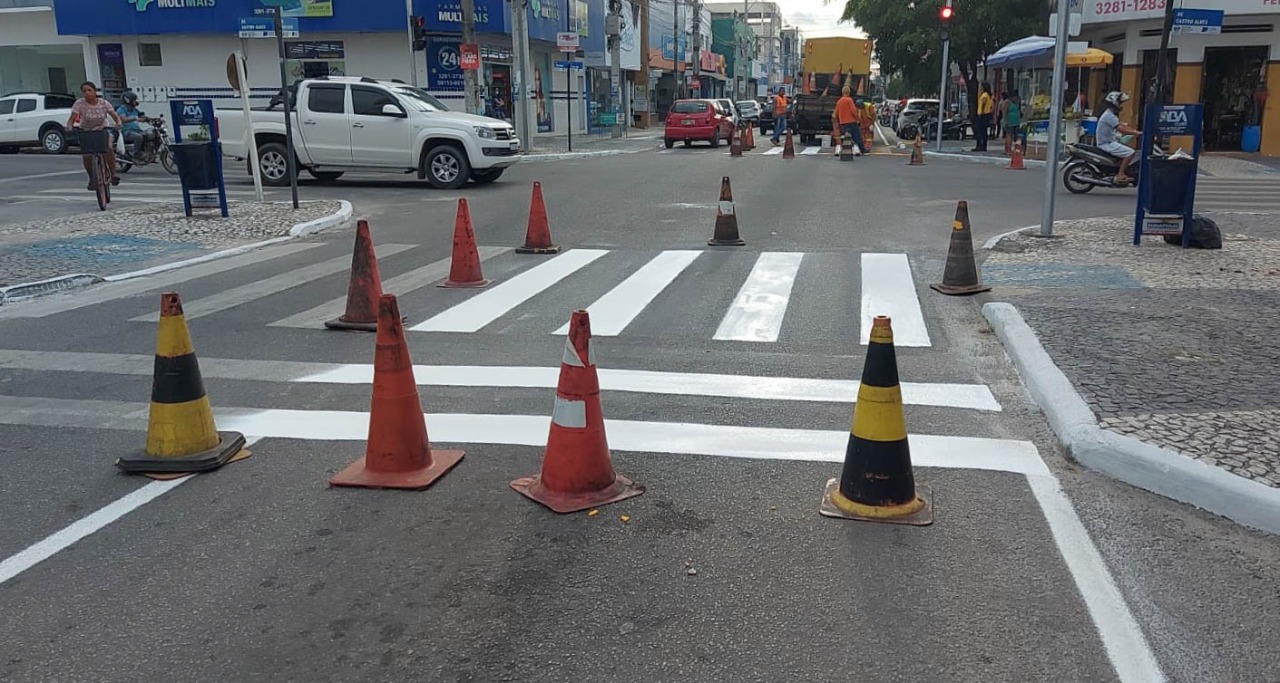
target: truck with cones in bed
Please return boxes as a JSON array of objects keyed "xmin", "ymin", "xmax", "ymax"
[{"xmin": 789, "ymin": 37, "xmax": 873, "ymax": 144}]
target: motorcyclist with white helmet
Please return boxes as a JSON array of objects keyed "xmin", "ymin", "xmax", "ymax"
[
  {"xmin": 1097, "ymin": 90, "xmax": 1143, "ymax": 185},
  {"xmin": 115, "ymin": 90, "xmax": 148, "ymax": 161}
]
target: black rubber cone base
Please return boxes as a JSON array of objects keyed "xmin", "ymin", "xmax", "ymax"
[
  {"xmin": 708, "ymin": 237, "xmax": 747, "ymax": 246},
  {"xmin": 929, "ymin": 282, "xmax": 992, "ymax": 295},
  {"xmin": 116, "ymin": 431, "xmax": 247, "ymax": 475},
  {"xmin": 819, "ymin": 478, "xmax": 933, "ymax": 526},
  {"xmin": 324, "ymin": 317, "xmax": 378, "ymax": 331},
  {"xmin": 516, "ymin": 245, "xmax": 562, "ymax": 254}
]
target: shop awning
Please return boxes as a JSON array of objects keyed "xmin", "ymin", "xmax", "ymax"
[{"xmin": 986, "ymin": 35, "xmax": 1089, "ymax": 70}]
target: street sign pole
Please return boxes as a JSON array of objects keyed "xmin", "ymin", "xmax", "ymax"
[
  {"xmin": 271, "ymin": 7, "xmax": 299, "ymax": 209},
  {"xmin": 228, "ymin": 51, "xmax": 264, "ymax": 201},
  {"xmin": 1038, "ymin": 0, "xmax": 1071, "ymax": 237},
  {"xmin": 558, "ymin": 31, "xmax": 580, "ymax": 152}
]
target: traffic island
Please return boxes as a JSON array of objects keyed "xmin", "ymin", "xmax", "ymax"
[
  {"xmin": 981, "ymin": 214, "xmax": 1280, "ymax": 535},
  {"xmin": 0, "ymin": 199, "xmax": 350, "ymax": 304}
]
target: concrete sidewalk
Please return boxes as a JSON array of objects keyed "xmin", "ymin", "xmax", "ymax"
[{"xmin": 980, "ymin": 214, "xmax": 1280, "ymax": 534}]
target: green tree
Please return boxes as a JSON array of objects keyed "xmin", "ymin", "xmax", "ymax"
[{"xmin": 836, "ymin": 0, "xmax": 1047, "ymax": 114}]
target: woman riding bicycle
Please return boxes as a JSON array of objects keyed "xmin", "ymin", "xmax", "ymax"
[{"xmin": 67, "ymin": 81, "xmax": 122, "ymax": 190}]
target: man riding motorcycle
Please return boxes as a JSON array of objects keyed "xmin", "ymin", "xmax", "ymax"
[
  {"xmin": 1097, "ymin": 91, "xmax": 1143, "ymax": 185},
  {"xmin": 115, "ymin": 90, "xmax": 147, "ymax": 161}
]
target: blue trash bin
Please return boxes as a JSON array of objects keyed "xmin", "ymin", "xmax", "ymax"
[{"xmin": 1146, "ymin": 155, "xmax": 1195, "ymax": 215}]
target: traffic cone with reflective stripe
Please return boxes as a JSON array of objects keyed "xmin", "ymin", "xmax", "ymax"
[
  {"xmin": 820, "ymin": 315, "xmax": 932, "ymax": 525},
  {"xmin": 517, "ymin": 181, "xmax": 561, "ymax": 254},
  {"xmin": 743, "ymin": 124, "xmax": 755, "ymax": 150},
  {"xmin": 325, "ymin": 219, "xmax": 384, "ymax": 332},
  {"xmin": 930, "ymin": 200, "xmax": 991, "ymax": 295},
  {"xmin": 511, "ymin": 310, "xmax": 644, "ymax": 513},
  {"xmin": 330, "ymin": 294, "xmax": 464, "ymax": 490},
  {"xmin": 730, "ymin": 127, "xmax": 743, "ymax": 157},
  {"xmin": 440, "ymin": 198, "xmax": 492, "ymax": 288},
  {"xmin": 1008, "ymin": 140, "xmax": 1026, "ymax": 170},
  {"xmin": 116, "ymin": 292, "xmax": 247, "ymax": 476},
  {"xmin": 783, "ymin": 129, "xmax": 796, "ymax": 159},
  {"xmin": 708, "ymin": 176, "xmax": 745, "ymax": 246},
  {"xmin": 908, "ymin": 131, "xmax": 925, "ymax": 165}
]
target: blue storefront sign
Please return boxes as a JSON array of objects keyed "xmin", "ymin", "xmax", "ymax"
[
  {"xmin": 1172, "ymin": 8, "xmax": 1224, "ymax": 35},
  {"xmin": 238, "ymin": 16, "xmax": 298, "ymax": 38}
]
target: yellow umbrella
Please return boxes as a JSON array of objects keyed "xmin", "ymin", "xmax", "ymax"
[{"xmin": 1065, "ymin": 48, "xmax": 1114, "ymax": 69}]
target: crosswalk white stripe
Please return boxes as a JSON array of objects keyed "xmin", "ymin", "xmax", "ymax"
[
  {"xmin": 129, "ymin": 244, "xmax": 415, "ymax": 322},
  {"xmin": 800, "ymin": 146, "xmax": 822, "ymax": 155},
  {"xmin": 860, "ymin": 253, "xmax": 931, "ymax": 347},
  {"xmin": 409, "ymin": 249, "xmax": 609, "ymax": 333},
  {"xmin": 552, "ymin": 250, "xmax": 701, "ymax": 336},
  {"xmin": 0, "ymin": 242, "xmax": 323, "ymax": 319},
  {"xmin": 268, "ymin": 246, "xmax": 511, "ymax": 329},
  {"xmin": 714, "ymin": 252, "xmax": 803, "ymax": 343},
  {"xmin": 762, "ymin": 146, "xmax": 785, "ymax": 155}
]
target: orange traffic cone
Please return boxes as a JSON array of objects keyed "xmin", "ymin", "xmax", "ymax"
[
  {"xmin": 439, "ymin": 198, "xmax": 492, "ymax": 288},
  {"xmin": 783, "ymin": 129, "xmax": 796, "ymax": 159},
  {"xmin": 908, "ymin": 131, "xmax": 926, "ymax": 166},
  {"xmin": 1008, "ymin": 140, "xmax": 1026, "ymax": 170},
  {"xmin": 330, "ymin": 294, "xmax": 464, "ymax": 490},
  {"xmin": 730, "ymin": 127, "xmax": 743, "ymax": 157},
  {"xmin": 743, "ymin": 125, "xmax": 755, "ymax": 150},
  {"xmin": 708, "ymin": 176, "xmax": 745, "ymax": 246},
  {"xmin": 325, "ymin": 219, "xmax": 384, "ymax": 331},
  {"xmin": 510, "ymin": 310, "xmax": 644, "ymax": 513},
  {"xmin": 517, "ymin": 181, "xmax": 561, "ymax": 254}
]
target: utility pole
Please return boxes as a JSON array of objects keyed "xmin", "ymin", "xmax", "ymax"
[
  {"xmin": 608, "ymin": 0, "xmax": 623, "ymax": 137},
  {"xmin": 637, "ymin": 0, "xmax": 650, "ymax": 127},
  {"xmin": 511, "ymin": 0, "xmax": 535, "ymax": 150},
  {"xmin": 692, "ymin": 0, "xmax": 701, "ymax": 99},
  {"xmin": 935, "ymin": 0, "xmax": 953, "ymax": 153},
  {"xmin": 674, "ymin": 0, "xmax": 682, "ymax": 99},
  {"xmin": 1039, "ymin": 0, "xmax": 1071, "ymax": 237},
  {"xmin": 461, "ymin": 0, "xmax": 481, "ymax": 114},
  {"xmin": 404, "ymin": 0, "xmax": 419, "ymax": 86}
]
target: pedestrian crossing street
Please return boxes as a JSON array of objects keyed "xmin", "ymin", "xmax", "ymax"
[
  {"xmin": 1193, "ymin": 177, "xmax": 1280, "ymax": 213},
  {"xmin": 1, "ymin": 241, "xmax": 937, "ymax": 349}
]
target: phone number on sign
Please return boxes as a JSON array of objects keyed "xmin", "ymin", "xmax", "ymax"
[{"xmin": 1095, "ymin": 0, "xmax": 1163, "ymax": 15}]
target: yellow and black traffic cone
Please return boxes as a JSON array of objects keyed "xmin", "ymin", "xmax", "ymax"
[
  {"xmin": 116, "ymin": 292, "xmax": 248, "ymax": 476},
  {"xmin": 930, "ymin": 200, "xmax": 992, "ymax": 296},
  {"xmin": 820, "ymin": 315, "xmax": 932, "ymax": 525}
]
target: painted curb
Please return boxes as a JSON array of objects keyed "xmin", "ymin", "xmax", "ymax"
[
  {"xmin": 983, "ymin": 301, "xmax": 1280, "ymax": 536},
  {"xmin": 982, "ymin": 225, "xmax": 1037, "ymax": 250},
  {"xmin": 0, "ymin": 200, "xmax": 353, "ymax": 305},
  {"xmin": 924, "ymin": 150, "xmax": 1051, "ymax": 168}
]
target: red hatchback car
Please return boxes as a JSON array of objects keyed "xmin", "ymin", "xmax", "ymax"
[{"xmin": 664, "ymin": 99, "xmax": 734, "ymax": 148}]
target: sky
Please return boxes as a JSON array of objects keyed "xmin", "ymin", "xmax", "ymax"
[{"xmin": 773, "ymin": 0, "xmax": 866, "ymax": 39}]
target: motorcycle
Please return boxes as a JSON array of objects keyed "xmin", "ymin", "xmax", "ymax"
[
  {"xmin": 114, "ymin": 115, "xmax": 178, "ymax": 175},
  {"xmin": 1061, "ymin": 135, "xmax": 1160, "ymax": 194}
]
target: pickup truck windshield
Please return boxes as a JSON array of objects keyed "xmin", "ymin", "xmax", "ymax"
[{"xmin": 391, "ymin": 87, "xmax": 450, "ymax": 112}]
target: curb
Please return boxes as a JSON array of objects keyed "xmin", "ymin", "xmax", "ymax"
[
  {"xmin": 983, "ymin": 301, "xmax": 1280, "ymax": 536},
  {"xmin": 0, "ymin": 199, "xmax": 353, "ymax": 305},
  {"xmin": 924, "ymin": 150, "xmax": 1052, "ymax": 168},
  {"xmin": 982, "ymin": 224, "xmax": 1037, "ymax": 249}
]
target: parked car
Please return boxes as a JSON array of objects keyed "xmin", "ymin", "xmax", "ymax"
[
  {"xmin": 715, "ymin": 98, "xmax": 740, "ymax": 129},
  {"xmin": 217, "ymin": 76, "xmax": 520, "ymax": 189},
  {"xmin": 663, "ymin": 99, "xmax": 734, "ymax": 148},
  {"xmin": 896, "ymin": 98, "xmax": 940, "ymax": 138},
  {"xmin": 0, "ymin": 92, "xmax": 79, "ymax": 154},
  {"xmin": 736, "ymin": 100, "xmax": 760, "ymax": 126}
]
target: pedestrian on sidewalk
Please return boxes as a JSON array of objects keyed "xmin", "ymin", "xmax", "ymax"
[
  {"xmin": 1003, "ymin": 90, "xmax": 1022, "ymax": 156},
  {"xmin": 834, "ymin": 86, "xmax": 866, "ymax": 156},
  {"xmin": 770, "ymin": 86, "xmax": 789, "ymax": 145},
  {"xmin": 972, "ymin": 82, "xmax": 993, "ymax": 152}
]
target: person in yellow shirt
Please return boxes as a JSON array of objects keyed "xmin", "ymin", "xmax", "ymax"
[
  {"xmin": 834, "ymin": 86, "xmax": 866, "ymax": 156},
  {"xmin": 973, "ymin": 81, "xmax": 993, "ymax": 152}
]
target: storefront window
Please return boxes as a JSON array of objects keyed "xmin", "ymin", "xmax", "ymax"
[
  {"xmin": 1201, "ymin": 45, "xmax": 1269, "ymax": 151},
  {"xmin": 588, "ymin": 69, "xmax": 609, "ymax": 132},
  {"xmin": 285, "ymin": 40, "xmax": 345, "ymax": 81},
  {"xmin": 0, "ymin": 45, "xmax": 86, "ymax": 95}
]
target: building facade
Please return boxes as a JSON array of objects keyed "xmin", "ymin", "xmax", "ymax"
[
  {"xmin": 1079, "ymin": 0, "xmax": 1279, "ymax": 156},
  {"xmin": 0, "ymin": 0, "xmax": 89, "ymax": 96}
]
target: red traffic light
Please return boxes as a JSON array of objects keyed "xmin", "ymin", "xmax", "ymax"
[{"xmin": 940, "ymin": 6, "xmax": 954, "ymax": 20}]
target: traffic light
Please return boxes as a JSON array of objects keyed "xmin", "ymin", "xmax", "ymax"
[
  {"xmin": 410, "ymin": 15, "xmax": 426, "ymax": 51},
  {"xmin": 939, "ymin": 1, "xmax": 954, "ymax": 40}
]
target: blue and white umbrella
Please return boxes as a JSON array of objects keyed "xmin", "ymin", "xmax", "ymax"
[{"xmin": 985, "ymin": 36, "xmax": 1057, "ymax": 69}]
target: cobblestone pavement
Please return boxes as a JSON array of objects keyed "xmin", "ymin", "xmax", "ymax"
[
  {"xmin": 985, "ymin": 213, "xmax": 1280, "ymax": 488},
  {"xmin": 0, "ymin": 200, "xmax": 341, "ymax": 287}
]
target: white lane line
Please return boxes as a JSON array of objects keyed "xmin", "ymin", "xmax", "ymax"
[
  {"xmin": 714, "ymin": 252, "xmax": 804, "ymax": 343},
  {"xmin": 0, "ymin": 242, "xmax": 322, "ymax": 319},
  {"xmin": 860, "ymin": 253, "xmax": 931, "ymax": 347},
  {"xmin": 762, "ymin": 146, "xmax": 785, "ymax": 155},
  {"xmin": 552, "ymin": 250, "xmax": 701, "ymax": 336},
  {"xmin": 269, "ymin": 246, "xmax": 511, "ymax": 329},
  {"xmin": 0, "ymin": 351, "xmax": 1003, "ymax": 411},
  {"xmin": 409, "ymin": 249, "xmax": 608, "ymax": 333},
  {"xmin": 130, "ymin": 244, "xmax": 415, "ymax": 322},
  {"xmin": 0, "ymin": 170, "xmax": 83, "ymax": 184},
  {"xmin": 0, "ymin": 436, "xmax": 262, "ymax": 587},
  {"xmin": 800, "ymin": 146, "xmax": 822, "ymax": 155},
  {"xmin": 1027, "ymin": 475, "xmax": 1167, "ymax": 682}
]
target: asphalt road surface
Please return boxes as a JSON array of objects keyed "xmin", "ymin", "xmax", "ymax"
[{"xmin": 1, "ymin": 145, "xmax": 1278, "ymax": 683}]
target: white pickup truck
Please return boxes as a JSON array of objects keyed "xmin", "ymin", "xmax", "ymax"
[{"xmin": 217, "ymin": 76, "xmax": 521, "ymax": 189}]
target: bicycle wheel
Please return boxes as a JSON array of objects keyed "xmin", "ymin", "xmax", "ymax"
[
  {"xmin": 99, "ymin": 154, "xmax": 112, "ymax": 205},
  {"xmin": 91, "ymin": 156, "xmax": 107, "ymax": 211}
]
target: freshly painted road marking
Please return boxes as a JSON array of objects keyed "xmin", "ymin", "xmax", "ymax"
[
  {"xmin": 269, "ymin": 246, "xmax": 511, "ymax": 328},
  {"xmin": 800, "ymin": 146, "xmax": 822, "ymax": 155},
  {"xmin": 0, "ymin": 436, "xmax": 262, "ymax": 587},
  {"xmin": 0, "ymin": 396, "xmax": 1040, "ymax": 475},
  {"xmin": 1026, "ymin": 476, "xmax": 1166, "ymax": 683},
  {"xmin": 553, "ymin": 250, "xmax": 701, "ymax": 336},
  {"xmin": 860, "ymin": 253, "xmax": 931, "ymax": 347},
  {"xmin": 130, "ymin": 244, "xmax": 415, "ymax": 322},
  {"xmin": 762, "ymin": 146, "xmax": 785, "ymax": 155},
  {"xmin": 0, "ymin": 242, "xmax": 322, "ymax": 319},
  {"xmin": 0, "ymin": 350, "xmax": 1003, "ymax": 411},
  {"xmin": 714, "ymin": 252, "xmax": 804, "ymax": 343},
  {"xmin": 410, "ymin": 249, "xmax": 608, "ymax": 333}
]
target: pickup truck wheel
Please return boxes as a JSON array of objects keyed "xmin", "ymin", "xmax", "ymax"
[
  {"xmin": 470, "ymin": 168, "xmax": 504, "ymax": 185},
  {"xmin": 423, "ymin": 144, "xmax": 470, "ymax": 190},
  {"xmin": 307, "ymin": 170, "xmax": 345, "ymax": 182},
  {"xmin": 257, "ymin": 142, "xmax": 293, "ymax": 187},
  {"xmin": 41, "ymin": 126, "xmax": 67, "ymax": 155}
]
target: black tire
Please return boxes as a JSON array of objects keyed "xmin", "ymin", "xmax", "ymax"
[
  {"xmin": 116, "ymin": 157, "xmax": 133, "ymax": 174},
  {"xmin": 256, "ymin": 142, "xmax": 293, "ymax": 187},
  {"xmin": 683, "ymin": 140, "xmax": 692, "ymax": 148},
  {"xmin": 160, "ymin": 147, "xmax": 178, "ymax": 175},
  {"xmin": 664, "ymin": 138, "xmax": 675, "ymax": 149},
  {"xmin": 307, "ymin": 170, "xmax": 344, "ymax": 182},
  {"xmin": 41, "ymin": 126, "xmax": 68, "ymax": 155},
  {"xmin": 710, "ymin": 131, "xmax": 720, "ymax": 148},
  {"xmin": 1062, "ymin": 162, "xmax": 1095, "ymax": 194},
  {"xmin": 91, "ymin": 158, "xmax": 107, "ymax": 211},
  {"xmin": 422, "ymin": 144, "xmax": 470, "ymax": 190},
  {"xmin": 471, "ymin": 168, "xmax": 504, "ymax": 185}
]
